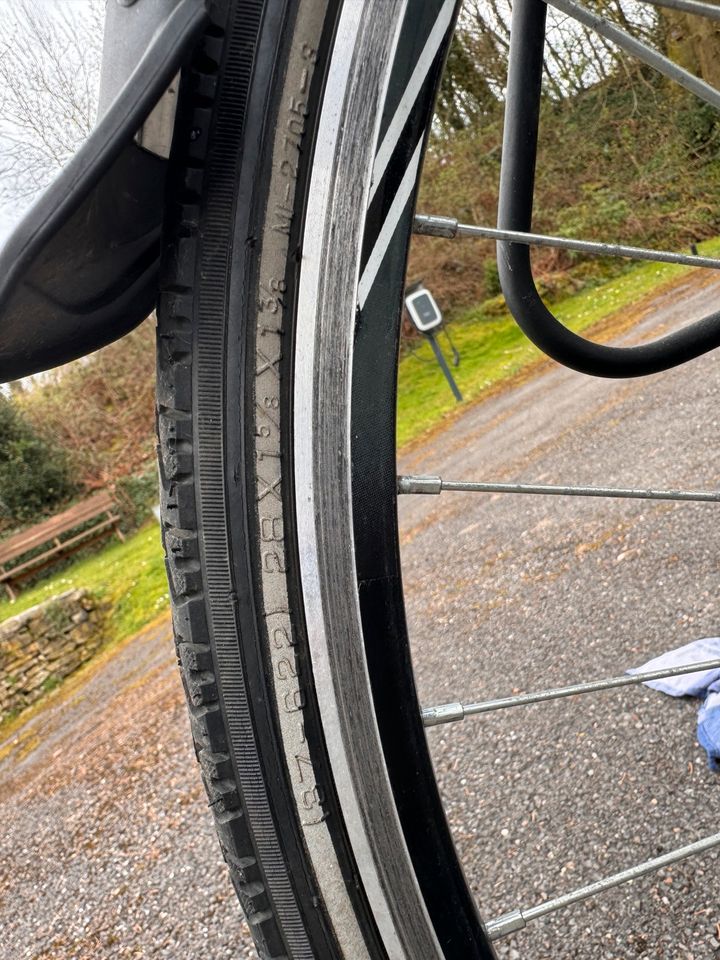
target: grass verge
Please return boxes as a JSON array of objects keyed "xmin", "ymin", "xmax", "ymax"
[
  {"xmin": 397, "ymin": 239, "xmax": 720, "ymax": 449},
  {"xmin": 0, "ymin": 523, "xmax": 167, "ymax": 642},
  {"xmin": 0, "ymin": 523, "xmax": 168, "ymax": 737}
]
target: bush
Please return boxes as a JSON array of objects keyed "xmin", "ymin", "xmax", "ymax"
[
  {"xmin": 483, "ymin": 259, "xmax": 501, "ymax": 298},
  {"xmin": 409, "ymin": 76, "xmax": 720, "ymax": 317},
  {"xmin": 19, "ymin": 321, "xmax": 156, "ymax": 491},
  {"xmin": 0, "ymin": 395, "xmax": 76, "ymax": 526},
  {"xmin": 114, "ymin": 469, "xmax": 159, "ymax": 532}
]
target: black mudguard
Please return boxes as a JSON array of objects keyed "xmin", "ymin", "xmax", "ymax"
[{"xmin": 0, "ymin": 0, "xmax": 207, "ymax": 382}]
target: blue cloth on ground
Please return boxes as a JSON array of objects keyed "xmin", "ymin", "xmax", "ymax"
[
  {"xmin": 698, "ymin": 688, "xmax": 720, "ymax": 772},
  {"xmin": 628, "ymin": 637, "xmax": 720, "ymax": 771}
]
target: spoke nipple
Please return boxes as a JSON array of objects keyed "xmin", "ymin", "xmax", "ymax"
[
  {"xmin": 413, "ymin": 214, "xmax": 458, "ymax": 238},
  {"xmin": 486, "ymin": 909, "xmax": 527, "ymax": 941},
  {"xmin": 397, "ymin": 475, "xmax": 442, "ymax": 495},
  {"xmin": 421, "ymin": 701, "xmax": 464, "ymax": 726}
]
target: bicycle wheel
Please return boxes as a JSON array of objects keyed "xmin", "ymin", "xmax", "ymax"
[{"xmin": 156, "ymin": 1, "xmax": 490, "ymax": 957}]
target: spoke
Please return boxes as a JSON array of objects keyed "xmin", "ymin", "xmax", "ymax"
[
  {"xmin": 486, "ymin": 831, "xmax": 720, "ymax": 940},
  {"xmin": 413, "ymin": 215, "xmax": 720, "ymax": 270},
  {"xmin": 398, "ymin": 474, "xmax": 720, "ymax": 503},
  {"xmin": 422, "ymin": 658, "xmax": 720, "ymax": 726},
  {"xmin": 545, "ymin": 0, "xmax": 720, "ymax": 114},
  {"xmin": 633, "ymin": 0, "xmax": 720, "ymax": 21}
]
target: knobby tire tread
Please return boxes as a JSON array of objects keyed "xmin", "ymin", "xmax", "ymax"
[{"xmin": 155, "ymin": 8, "xmax": 289, "ymax": 959}]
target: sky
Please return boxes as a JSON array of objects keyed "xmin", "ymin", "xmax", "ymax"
[{"xmin": 0, "ymin": 0, "xmax": 102, "ymax": 247}]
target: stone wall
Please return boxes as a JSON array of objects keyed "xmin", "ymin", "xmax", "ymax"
[{"xmin": 0, "ymin": 590, "xmax": 106, "ymax": 722}]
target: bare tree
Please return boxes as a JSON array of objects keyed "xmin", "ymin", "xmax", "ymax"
[
  {"xmin": 436, "ymin": 0, "xmax": 662, "ymax": 135},
  {"xmin": 0, "ymin": 0, "xmax": 104, "ymax": 221}
]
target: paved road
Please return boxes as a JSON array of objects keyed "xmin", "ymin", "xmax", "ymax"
[
  {"xmin": 1, "ymin": 270, "xmax": 719, "ymax": 959},
  {"xmin": 401, "ymin": 271, "xmax": 720, "ymax": 959}
]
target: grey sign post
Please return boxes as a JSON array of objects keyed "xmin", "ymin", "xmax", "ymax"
[{"xmin": 405, "ymin": 285, "xmax": 462, "ymax": 402}]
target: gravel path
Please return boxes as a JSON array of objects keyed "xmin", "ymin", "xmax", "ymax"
[
  {"xmin": 1, "ymin": 270, "xmax": 720, "ymax": 959},
  {"xmin": 0, "ymin": 620, "xmax": 256, "ymax": 960},
  {"xmin": 401, "ymin": 272, "xmax": 720, "ymax": 959}
]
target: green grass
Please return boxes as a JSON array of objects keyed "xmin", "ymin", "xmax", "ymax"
[
  {"xmin": 397, "ymin": 238, "xmax": 720, "ymax": 449},
  {"xmin": 0, "ymin": 523, "xmax": 167, "ymax": 641}
]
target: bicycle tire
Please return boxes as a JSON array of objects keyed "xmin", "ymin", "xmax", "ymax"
[{"xmin": 156, "ymin": 2, "xmax": 491, "ymax": 957}]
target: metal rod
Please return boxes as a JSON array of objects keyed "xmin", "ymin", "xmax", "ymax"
[
  {"xmin": 637, "ymin": 0, "xmax": 720, "ymax": 21},
  {"xmin": 397, "ymin": 474, "xmax": 720, "ymax": 503},
  {"xmin": 413, "ymin": 214, "xmax": 720, "ymax": 271},
  {"xmin": 486, "ymin": 830, "xmax": 720, "ymax": 940},
  {"xmin": 421, "ymin": 658, "xmax": 720, "ymax": 727},
  {"xmin": 545, "ymin": 0, "xmax": 720, "ymax": 114},
  {"xmin": 427, "ymin": 332, "xmax": 463, "ymax": 401}
]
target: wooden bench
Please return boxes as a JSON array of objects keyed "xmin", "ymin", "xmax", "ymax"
[{"xmin": 0, "ymin": 492, "xmax": 124, "ymax": 600}]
